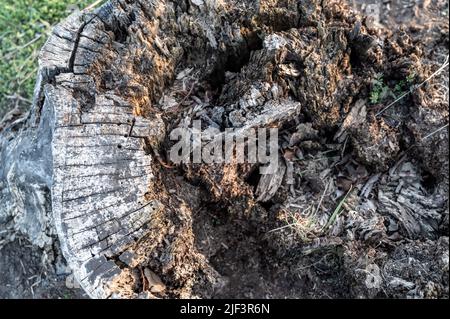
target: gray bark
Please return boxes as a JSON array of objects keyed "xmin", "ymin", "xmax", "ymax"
[{"xmin": 0, "ymin": 4, "xmax": 162, "ymax": 297}]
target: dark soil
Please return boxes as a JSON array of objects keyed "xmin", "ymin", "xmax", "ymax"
[{"xmin": 0, "ymin": 239, "xmax": 87, "ymax": 299}]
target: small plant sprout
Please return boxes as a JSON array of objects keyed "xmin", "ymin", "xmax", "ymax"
[
  {"xmin": 370, "ymin": 73, "xmax": 390, "ymax": 104},
  {"xmin": 370, "ymin": 71, "xmax": 417, "ymax": 104},
  {"xmin": 323, "ymin": 186, "xmax": 353, "ymax": 231}
]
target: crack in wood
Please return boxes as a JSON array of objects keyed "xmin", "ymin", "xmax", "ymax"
[{"xmin": 62, "ymin": 187, "xmax": 123, "ymax": 203}]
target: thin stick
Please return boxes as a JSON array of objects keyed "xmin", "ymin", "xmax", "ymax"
[
  {"xmin": 314, "ymin": 181, "xmax": 330, "ymax": 216},
  {"xmin": 176, "ymin": 82, "xmax": 196, "ymax": 109},
  {"xmin": 341, "ymin": 134, "xmax": 349, "ymax": 158},
  {"xmin": 4, "ymin": 34, "xmax": 42, "ymax": 57},
  {"xmin": 84, "ymin": 0, "xmax": 104, "ymax": 11},
  {"xmin": 376, "ymin": 55, "xmax": 449, "ymax": 116},
  {"xmin": 421, "ymin": 123, "xmax": 449, "ymax": 141},
  {"xmin": 375, "ymin": 91, "xmax": 410, "ymax": 117},
  {"xmin": 267, "ymin": 207, "xmax": 311, "ymax": 233},
  {"xmin": 268, "ymin": 221, "xmax": 299, "ymax": 233},
  {"xmin": 5, "ymin": 94, "xmax": 32, "ymax": 104}
]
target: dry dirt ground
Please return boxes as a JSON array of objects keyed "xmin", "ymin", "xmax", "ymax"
[{"xmin": 0, "ymin": 0, "xmax": 448, "ymax": 299}]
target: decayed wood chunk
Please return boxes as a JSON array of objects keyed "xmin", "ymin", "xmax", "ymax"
[{"xmin": 255, "ymin": 156, "xmax": 286, "ymax": 202}]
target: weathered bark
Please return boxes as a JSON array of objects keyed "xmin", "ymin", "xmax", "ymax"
[{"xmin": 1, "ymin": 0, "xmax": 448, "ymax": 299}]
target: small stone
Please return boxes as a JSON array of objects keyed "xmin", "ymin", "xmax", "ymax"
[
  {"xmin": 210, "ymin": 106, "xmax": 224, "ymax": 124},
  {"xmin": 228, "ymin": 109, "xmax": 246, "ymax": 127},
  {"xmin": 137, "ymin": 291, "xmax": 158, "ymax": 299},
  {"xmin": 65, "ymin": 274, "xmax": 81, "ymax": 289},
  {"xmin": 159, "ymin": 94, "xmax": 178, "ymax": 110},
  {"xmin": 144, "ymin": 268, "xmax": 166, "ymax": 293},
  {"xmin": 191, "ymin": 0, "xmax": 204, "ymax": 7}
]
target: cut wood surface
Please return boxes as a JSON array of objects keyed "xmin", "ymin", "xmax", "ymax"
[{"xmin": 1, "ymin": 1, "xmax": 171, "ymax": 297}]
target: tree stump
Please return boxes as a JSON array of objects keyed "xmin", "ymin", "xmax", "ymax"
[{"xmin": 1, "ymin": 0, "xmax": 448, "ymax": 299}]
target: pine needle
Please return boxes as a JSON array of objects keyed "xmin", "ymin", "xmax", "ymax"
[{"xmin": 376, "ymin": 55, "xmax": 449, "ymax": 116}]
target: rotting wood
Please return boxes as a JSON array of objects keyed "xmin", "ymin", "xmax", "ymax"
[{"xmin": 0, "ymin": 0, "xmax": 448, "ymax": 299}]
